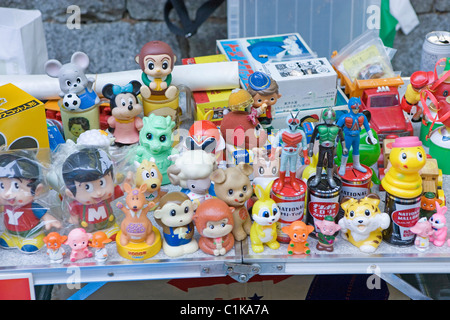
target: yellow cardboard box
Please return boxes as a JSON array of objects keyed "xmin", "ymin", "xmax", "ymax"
[
  {"xmin": 0, "ymin": 83, "xmax": 49, "ymax": 150},
  {"xmin": 182, "ymin": 54, "xmax": 232, "ymax": 123}
]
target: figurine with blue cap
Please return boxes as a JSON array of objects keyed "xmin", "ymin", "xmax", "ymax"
[
  {"xmin": 247, "ymin": 71, "xmax": 281, "ymax": 130},
  {"xmin": 336, "ymin": 97, "xmax": 377, "ymax": 176}
]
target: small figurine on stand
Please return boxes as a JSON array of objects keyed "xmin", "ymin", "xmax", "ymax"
[
  {"xmin": 272, "ymin": 111, "xmax": 310, "ymax": 192},
  {"xmin": 167, "ymin": 150, "xmax": 217, "ymax": 207},
  {"xmin": 193, "ymin": 198, "xmax": 235, "ymax": 256},
  {"xmin": 281, "ymin": 221, "xmax": 314, "ymax": 255},
  {"xmin": 336, "ymin": 97, "xmax": 377, "ymax": 177},
  {"xmin": 315, "ymin": 215, "xmax": 341, "ymax": 252},
  {"xmin": 429, "ymin": 201, "xmax": 448, "ymax": 247},
  {"xmin": 135, "ymin": 40, "xmax": 177, "ymax": 100},
  {"xmin": 339, "ymin": 194, "xmax": 390, "ymax": 253},
  {"xmin": 308, "ymin": 107, "xmax": 347, "ymax": 188},
  {"xmin": 62, "ymin": 147, "xmax": 131, "ymax": 240},
  {"xmin": 410, "ymin": 217, "xmax": 434, "ymax": 251},
  {"xmin": 116, "ymin": 183, "xmax": 156, "ymax": 247},
  {"xmin": 251, "ymin": 147, "xmax": 281, "ymax": 190},
  {"xmin": 65, "ymin": 228, "xmax": 93, "ymax": 262},
  {"xmin": 135, "ymin": 114, "xmax": 177, "ymax": 185},
  {"xmin": 246, "ymin": 71, "xmax": 281, "ymax": 130},
  {"xmin": 154, "ymin": 192, "xmax": 198, "ymax": 257},
  {"xmin": 90, "ymin": 231, "xmax": 112, "ymax": 262},
  {"xmin": 250, "ymin": 181, "xmax": 281, "ymax": 253},
  {"xmin": 0, "ymin": 153, "xmax": 62, "ymax": 253},
  {"xmin": 102, "ymin": 80, "xmax": 144, "ymax": 146},
  {"xmin": 210, "ymin": 163, "xmax": 254, "ymax": 241},
  {"xmin": 43, "ymin": 232, "xmax": 67, "ymax": 263}
]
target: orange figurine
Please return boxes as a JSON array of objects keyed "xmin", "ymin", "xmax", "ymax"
[
  {"xmin": 282, "ymin": 221, "xmax": 314, "ymax": 255},
  {"xmin": 90, "ymin": 231, "xmax": 112, "ymax": 262},
  {"xmin": 43, "ymin": 232, "xmax": 67, "ymax": 263}
]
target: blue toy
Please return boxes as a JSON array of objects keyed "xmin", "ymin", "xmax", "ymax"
[{"xmin": 336, "ymin": 97, "xmax": 377, "ymax": 176}]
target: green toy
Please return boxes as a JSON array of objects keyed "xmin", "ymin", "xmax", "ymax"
[
  {"xmin": 335, "ymin": 128, "xmax": 381, "ymax": 184},
  {"xmin": 135, "ymin": 113, "xmax": 177, "ymax": 185}
]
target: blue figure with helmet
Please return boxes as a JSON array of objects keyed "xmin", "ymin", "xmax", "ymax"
[{"xmin": 336, "ymin": 97, "xmax": 377, "ymax": 176}]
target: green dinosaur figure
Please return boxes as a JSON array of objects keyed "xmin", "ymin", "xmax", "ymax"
[{"xmin": 135, "ymin": 113, "xmax": 177, "ymax": 185}]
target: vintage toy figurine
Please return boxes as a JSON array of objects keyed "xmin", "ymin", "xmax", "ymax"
[
  {"xmin": 251, "ymin": 147, "xmax": 281, "ymax": 190},
  {"xmin": 102, "ymin": 80, "xmax": 144, "ymax": 146},
  {"xmin": 410, "ymin": 217, "xmax": 434, "ymax": 251},
  {"xmin": 339, "ymin": 194, "xmax": 390, "ymax": 253},
  {"xmin": 45, "ymin": 51, "xmax": 100, "ymax": 110},
  {"xmin": 400, "ymin": 70, "xmax": 436, "ymax": 122},
  {"xmin": 185, "ymin": 119, "xmax": 226, "ymax": 165},
  {"xmin": 90, "ymin": 231, "xmax": 112, "ymax": 262},
  {"xmin": 154, "ymin": 192, "xmax": 198, "ymax": 257},
  {"xmin": 281, "ymin": 220, "xmax": 314, "ymax": 255},
  {"xmin": 210, "ymin": 163, "xmax": 254, "ymax": 241},
  {"xmin": 45, "ymin": 52, "xmax": 101, "ymax": 142},
  {"xmin": 220, "ymin": 88, "xmax": 268, "ymax": 151},
  {"xmin": 308, "ymin": 107, "xmax": 347, "ymax": 188},
  {"xmin": 246, "ymin": 71, "xmax": 281, "ymax": 129},
  {"xmin": 336, "ymin": 97, "xmax": 377, "ymax": 176},
  {"xmin": 167, "ymin": 150, "xmax": 216, "ymax": 206},
  {"xmin": 62, "ymin": 147, "xmax": 130, "ymax": 240},
  {"xmin": 272, "ymin": 111, "xmax": 310, "ymax": 192},
  {"xmin": 193, "ymin": 198, "xmax": 235, "ymax": 256},
  {"xmin": 65, "ymin": 228, "xmax": 93, "ymax": 262},
  {"xmin": 420, "ymin": 192, "xmax": 443, "ymax": 219},
  {"xmin": 43, "ymin": 232, "xmax": 67, "ymax": 263},
  {"xmin": 0, "ymin": 153, "xmax": 62, "ymax": 253},
  {"xmin": 135, "ymin": 113, "xmax": 177, "ymax": 185},
  {"xmin": 429, "ymin": 201, "xmax": 448, "ymax": 247},
  {"xmin": 135, "ymin": 158, "xmax": 166, "ymax": 206},
  {"xmin": 116, "ymin": 183, "xmax": 156, "ymax": 247},
  {"xmin": 381, "ymin": 136, "xmax": 426, "ymax": 199},
  {"xmin": 135, "ymin": 40, "xmax": 178, "ymax": 100},
  {"xmin": 315, "ymin": 215, "xmax": 341, "ymax": 252},
  {"xmin": 250, "ymin": 181, "xmax": 281, "ymax": 253}
]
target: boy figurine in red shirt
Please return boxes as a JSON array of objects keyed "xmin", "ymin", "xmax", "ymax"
[
  {"xmin": 0, "ymin": 153, "xmax": 62, "ymax": 253},
  {"xmin": 62, "ymin": 147, "xmax": 131, "ymax": 241}
]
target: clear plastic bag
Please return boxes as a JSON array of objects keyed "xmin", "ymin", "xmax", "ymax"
[
  {"xmin": 0, "ymin": 149, "xmax": 63, "ymax": 254},
  {"xmin": 330, "ymin": 30, "xmax": 396, "ymax": 82}
]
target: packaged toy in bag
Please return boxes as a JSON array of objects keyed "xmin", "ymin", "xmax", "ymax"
[{"xmin": 0, "ymin": 150, "xmax": 62, "ymax": 253}]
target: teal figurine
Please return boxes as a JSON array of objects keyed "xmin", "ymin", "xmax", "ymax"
[{"xmin": 135, "ymin": 113, "xmax": 177, "ymax": 185}]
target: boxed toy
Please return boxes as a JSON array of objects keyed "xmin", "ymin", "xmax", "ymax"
[
  {"xmin": 217, "ymin": 34, "xmax": 338, "ymax": 128},
  {"xmin": 0, "ymin": 83, "xmax": 49, "ymax": 150},
  {"xmin": 182, "ymin": 54, "xmax": 233, "ymax": 123}
]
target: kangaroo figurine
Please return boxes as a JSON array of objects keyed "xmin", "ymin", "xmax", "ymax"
[{"xmin": 116, "ymin": 183, "xmax": 156, "ymax": 247}]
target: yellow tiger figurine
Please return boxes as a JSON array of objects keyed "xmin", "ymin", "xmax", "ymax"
[
  {"xmin": 338, "ymin": 194, "xmax": 390, "ymax": 253},
  {"xmin": 250, "ymin": 181, "xmax": 281, "ymax": 253}
]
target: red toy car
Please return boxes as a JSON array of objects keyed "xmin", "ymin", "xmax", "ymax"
[{"xmin": 360, "ymin": 86, "xmax": 414, "ymax": 141}]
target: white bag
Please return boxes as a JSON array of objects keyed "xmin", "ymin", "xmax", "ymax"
[{"xmin": 0, "ymin": 8, "xmax": 48, "ymax": 75}]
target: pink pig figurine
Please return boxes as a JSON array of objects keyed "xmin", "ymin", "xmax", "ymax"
[
  {"xmin": 410, "ymin": 217, "xmax": 434, "ymax": 251},
  {"xmin": 315, "ymin": 215, "xmax": 341, "ymax": 252},
  {"xmin": 65, "ymin": 228, "xmax": 93, "ymax": 262},
  {"xmin": 429, "ymin": 201, "xmax": 448, "ymax": 247}
]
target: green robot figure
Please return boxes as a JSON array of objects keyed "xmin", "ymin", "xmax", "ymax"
[{"xmin": 308, "ymin": 107, "xmax": 348, "ymax": 188}]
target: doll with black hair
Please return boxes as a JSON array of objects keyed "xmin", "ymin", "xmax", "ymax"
[
  {"xmin": 62, "ymin": 147, "xmax": 131, "ymax": 241},
  {"xmin": 0, "ymin": 153, "xmax": 62, "ymax": 253}
]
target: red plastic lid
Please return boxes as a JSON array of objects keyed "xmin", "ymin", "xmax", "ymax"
[
  {"xmin": 338, "ymin": 163, "xmax": 372, "ymax": 182},
  {"xmin": 271, "ymin": 177, "xmax": 306, "ymax": 198}
]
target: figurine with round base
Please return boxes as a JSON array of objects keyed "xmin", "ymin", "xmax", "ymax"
[
  {"xmin": 410, "ymin": 217, "xmax": 433, "ymax": 251},
  {"xmin": 116, "ymin": 227, "xmax": 161, "ymax": 261},
  {"xmin": 271, "ymin": 176, "xmax": 306, "ymax": 243},
  {"xmin": 315, "ymin": 215, "xmax": 341, "ymax": 252},
  {"xmin": 305, "ymin": 175, "xmax": 342, "ymax": 238},
  {"xmin": 337, "ymin": 163, "xmax": 372, "ymax": 200},
  {"xmin": 381, "ymin": 136, "xmax": 426, "ymax": 246}
]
